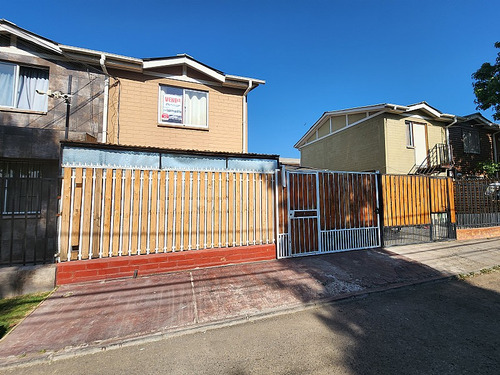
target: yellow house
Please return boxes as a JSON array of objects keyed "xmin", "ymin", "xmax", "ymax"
[{"xmin": 295, "ymin": 102, "xmax": 456, "ymax": 175}]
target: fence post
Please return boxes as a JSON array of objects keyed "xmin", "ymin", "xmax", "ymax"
[{"xmin": 376, "ymin": 172, "xmax": 384, "ymax": 248}]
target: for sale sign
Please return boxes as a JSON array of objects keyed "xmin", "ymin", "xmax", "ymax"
[{"xmin": 161, "ymin": 86, "xmax": 183, "ymax": 123}]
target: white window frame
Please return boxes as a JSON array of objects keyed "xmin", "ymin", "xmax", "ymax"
[
  {"xmin": 0, "ymin": 61, "xmax": 49, "ymax": 112},
  {"xmin": 158, "ymin": 84, "xmax": 209, "ymax": 129},
  {"xmin": 406, "ymin": 121, "xmax": 414, "ymax": 148}
]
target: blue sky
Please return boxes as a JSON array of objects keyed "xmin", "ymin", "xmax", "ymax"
[{"xmin": 3, "ymin": 1, "xmax": 499, "ymax": 157}]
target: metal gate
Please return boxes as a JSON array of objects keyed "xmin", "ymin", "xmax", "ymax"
[{"xmin": 276, "ymin": 169, "xmax": 381, "ymax": 258}]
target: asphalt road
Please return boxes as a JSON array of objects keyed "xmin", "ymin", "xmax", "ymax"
[{"xmin": 3, "ymin": 271, "xmax": 500, "ymax": 375}]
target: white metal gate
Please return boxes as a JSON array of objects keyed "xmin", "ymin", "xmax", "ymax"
[{"xmin": 276, "ymin": 169, "xmax": 381, "ymax": 258}]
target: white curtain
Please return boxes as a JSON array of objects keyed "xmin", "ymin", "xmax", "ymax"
[
  {"xmin": 184, "ymin": 90, "xmax": 207, "ymax": 126},
  {"xmin": 0, "ymin": 62, "xmax": 15, "ymax": 107},
  {"xmin": 16, "ymin": 66, "xmax": 49, "ymax": 111}
]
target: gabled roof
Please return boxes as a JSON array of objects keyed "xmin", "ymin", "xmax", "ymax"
[
  {"xmin": 0, "ymin": 19, "xmax": 264, "ymax": 89},
  {"xmin": 457, "ymin": 113, "xmax": 500, "ymax": 129},
  {"xmin": 295, "ymin": 102, "xmax": 455, "ymax": 149}
]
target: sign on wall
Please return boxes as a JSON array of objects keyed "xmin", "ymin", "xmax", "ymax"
[{"xmin": 160, "ymin": 86, "xmax": 183, "ymax": 123}]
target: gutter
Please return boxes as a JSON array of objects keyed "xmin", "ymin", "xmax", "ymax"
[
  {"xmin": 445, "ymin": 117, "xmax": 458, "ymax": 145},
  {"xmin": 100, "ymin": 54, "xmax": 109, "ymax": 143}
]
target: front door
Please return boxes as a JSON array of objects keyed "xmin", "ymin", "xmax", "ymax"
[{"xmin": 413, "ymin": 123, "xmax": 427, "ymax": 165}]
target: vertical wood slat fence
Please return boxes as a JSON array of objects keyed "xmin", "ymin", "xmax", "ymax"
[
  {"xmin": 381, "ymin": 175, "xmax": 456, "ymax": 246},
  {"xmin": 382, "ymin": 175, "xmax": 455, "ymax": 226},
  {"xmin": 59, "ymin": 167, "xmax": 275, "ymax": 262}
]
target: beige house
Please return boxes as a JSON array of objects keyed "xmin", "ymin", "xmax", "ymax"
[
  {"xmin": 295, "ymin": 102, "xmax": 456, "ymax": 175},
  {"xmin": 59, "ymin": 49, "xmax": 264, "ymax": 154}
]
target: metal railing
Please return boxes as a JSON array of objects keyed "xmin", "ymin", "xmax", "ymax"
[{"xmin": 409, "ymin": 143, "xmax": 453, "ymax": 175}]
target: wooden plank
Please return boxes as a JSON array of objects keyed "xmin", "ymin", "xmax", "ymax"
[
  {"xmin": 220, "ymin": 172, "xmax": 228, "ymax": 247},
  {"xmin": 59, "ymin": 167, "xmax": 72, "ymax": 261},
  {"xmin": 112, "ymin": 169, "xmax": 123, "ymax": 256},
  {"xmin": 79, "ymin": 168, "xmax": 93, "ymax": 260},
  {"xmin": 242, "ymin": 173, "xmax": 248, "ymax": 245},
  {"xmin": 150, "ymin": 170, "xmax": 158, "ymax": 252},
  {"xmin": 174, "ymin": 171, "xmax": 183, "ymax": 251},
  {"xmin": 235, "ymin": 173, "xmax": 241, "ymax": 246},
  {"xmin": 267, "ymin": 173, "xmax": 274, "ymax": 243},
  {"xmin": 248, "ymin": 173, "xmax": 255, "ymax": 244},
  {"xmin": 205, "ymin": 172, "xmax": 213, "ymax": 248},
  {"xmin": 166, "ymin": 171, "xmax": 175, "ymax": 252},
  {"xmin": 71, "ymin": 168, "xmax": 83, "ymax": 252},
  {"xmin": 131, "ymin": 170, "xmax": 141, "ymax": 254},
  {"xmin": 448, "ymin": 178, "xmax": 456, "ymax": 223},
  {"xmin": 212, "ymin": 172, "xmax": 220, "ymax": 247},
  {"xmin": 101, "ymin": 169, "xmax": 113, "ymax": 257},
  {"xmin": 191, "ymin": 171, "xmax": 198, "ymax": 250},
  {"xmin": 256, "ymin": 173, "xmax": 263, "ymax": 244},
  {"xmin": 91, "ymin": 169, "xmax": 103, "ymax": 257},
  {"xmin": 183, "ymin": 171, "xmax": 191, "ymax": 251},
  {"xmin": 198, "ymin": 172, "xmax": 206, "ymax": 249},
  {"xmin": 121, "ymin": 170, "xmax": 132, "ymax": 256},
  {"xmin": 228, "ymin": 172, "xmax": 234, "ymax": 247},
  {"xmin": 157, "ymin": 171, "xmax": 166, "ymax": 252}
]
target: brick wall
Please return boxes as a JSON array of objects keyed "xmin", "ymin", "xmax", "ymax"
[
  {"xmin": 56, "ymin": 244, "xmax": 276, "ymax": 285},
  {"xmin": 449, "ymin": 124, "xmax": 495, "ymax": 175},
  {"xmin": 106, "ymin": 69, "xmax": 245, "ymax": 153}
]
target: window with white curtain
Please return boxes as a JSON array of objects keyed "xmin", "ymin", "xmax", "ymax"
[
  {"xmin": 158, "ymin": 85, "xmax": 208, "ymax": 128},
  {"xmin": 0, "ymin": 61, "xmax": 49, "ymax": 112}
]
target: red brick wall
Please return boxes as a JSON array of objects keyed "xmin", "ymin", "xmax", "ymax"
[
  {"xmin": 457, "ymin": 227, "xmax": 500, "ymax": 241},
  {"xmin": 56, "ymin": 244, "xmax": 276, "ymax": 285}
]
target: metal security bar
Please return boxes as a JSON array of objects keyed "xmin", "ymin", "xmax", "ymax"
[
  {"xmin": 276, "ymin": 169, "xmax": 380, "ymax": 258},
  {"xmin": 0, "ymin": 160, "xmax": 58, "ymax": 265},
  {"xmin": 454, "ymin": 179, "xmax": 500, "ymax": 228},
  {"xmin": 58, "ymin": 167, "xmax": 276, "ymax": 261}
]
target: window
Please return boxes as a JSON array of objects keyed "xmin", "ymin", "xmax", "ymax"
[
  {"xmin": 463, "ymin": 129, "xmax": 480, "ymax": 154},
  {"xmin": 0, "ymin": 61, "xmax": 49, "ymax": 112},
  {"xmin": 406, "ymin": 121, "xmax": 414, "ymax": 147},
  {"xmin": 1, "ymin": 161, "xmax": 42, "ymax": 215},
  {"xmin": 158, "ymin": 85, "xmax": 208, "ymax": 128}
]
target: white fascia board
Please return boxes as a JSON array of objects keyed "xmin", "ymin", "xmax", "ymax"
[
  {"xmin": 60, "ymin": 45, "xmax": 142, "ymax": 64},
  {"xmin": 294, "ymin": 104, "xmax": 399, "ymax": 148},
  {"xmin": 143, "ymin": 56, "xmax": 226, "ymax": 83},
  {"xmin": 0, "ymin": 22, "xmax": 62, "ymax": 54},
  {"xmin": 225, "ymin": 74, "xmax": 266, "ymax": 85},
  {"xmin": 406, "ymin": 103, "xmax": 443, "ymax": 118},
  {"xmin": 296, "ymin": 110, "xmax": 386, "ymax": 150}
]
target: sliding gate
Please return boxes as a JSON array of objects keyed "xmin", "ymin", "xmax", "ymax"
[{"xmin": 276, "ymin": 169, "xmax": 381, "ymax": 258}]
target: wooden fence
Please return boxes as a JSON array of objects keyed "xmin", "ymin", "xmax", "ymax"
[
  {"xmin": 381, "ymin": 175, "xmax": 456, "ymax": 245},
  {"xmin": 59, "ymin": 167, "xmax": 275, "ymax": 261},
  {"xmin": 454, "ymin": 179, "xmax": 500, "ymax": 228}
]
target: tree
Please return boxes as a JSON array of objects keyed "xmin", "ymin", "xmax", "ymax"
[{"xmin": 472, "ymin": 42, "xmax": 500, "ymax": 121}]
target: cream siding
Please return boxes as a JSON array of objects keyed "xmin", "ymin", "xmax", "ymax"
[
  {"xmin": 384, "ymin": 114, "xmax": 447, "ymax": 174},
  {"xmin": 300, "ymin": 115, "xmax": 386, "ymax": 172}
]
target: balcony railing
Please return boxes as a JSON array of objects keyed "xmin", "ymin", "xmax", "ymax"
[{"xmin": 409, "ymin": 143, "xmax": 453, "ymax": 175}]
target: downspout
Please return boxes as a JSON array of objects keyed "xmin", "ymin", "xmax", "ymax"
[
  {"xmin": 242, "ymin": 80, "xmax": 253, "ymax": 153},
  {"xmin": 100, "ymin": 54, "xmax": 109, "ymax": 143}
]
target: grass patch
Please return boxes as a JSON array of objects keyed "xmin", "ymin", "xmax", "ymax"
[
  {"xmin": 0, "ymin": 292, "xmax": 51, "ymax": 339},
  {"xmin": 456, "ymin": 265, "xmax": 500, "ymax": 281}
]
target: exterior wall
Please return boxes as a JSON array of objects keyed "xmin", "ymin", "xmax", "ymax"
[
  {"xmin": 0, "ymin": 41, "xmax": 105, "ymax": 161},
  {"xmin": 300, "ymin": 115, "xmax": 386, "ymax": 172},
  {"xmin": 449, "ymin": 124, "xmax": 496, "ymax": 176},
  {"xmin": 384, "ymin": 114, "xmax": 447, "ymax": 174},
  {"xmin": 106, "ymin": 69, "xmax": 245, "ymax": 153}
]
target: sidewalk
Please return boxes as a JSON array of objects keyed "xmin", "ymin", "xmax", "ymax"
[{"xmin": 1, "ymin": 238, "xmax": 499, "ymax": 367}]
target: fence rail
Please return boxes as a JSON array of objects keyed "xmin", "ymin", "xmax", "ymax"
[{"xmin": 59, "ymin": 167, "xmax": 276, "ymax": 261}]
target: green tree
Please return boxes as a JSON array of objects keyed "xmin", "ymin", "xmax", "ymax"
[{"xmin": 472, "ymin": 42, "xmax": 500, "ymax": 121}]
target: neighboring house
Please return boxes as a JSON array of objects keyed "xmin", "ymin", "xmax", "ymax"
[
  {"xmin": 449, "ymin": 113, "xmax": 500, "ymax": 177},
  {"xmin": 0, "ymin": 19, "xmax": 266, "ymax": 271},
  {"xmin": 0, "ymin": 19, "xmax": 106, "ymax": 266},
  {"xmin": 295, "ymin": 102, "xmax": 456, "ymax": 175}
]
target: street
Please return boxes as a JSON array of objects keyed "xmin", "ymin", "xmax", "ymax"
[{"xmin": 3, "ymin": 271, "xmax": 499, "ymax": 375}]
